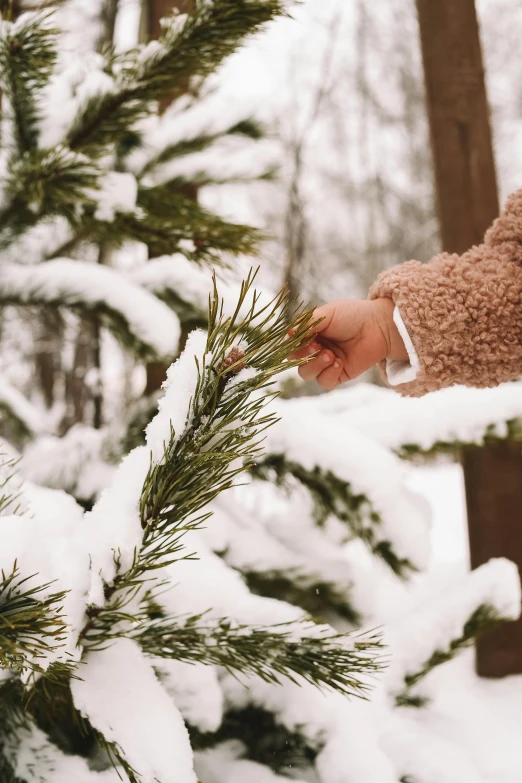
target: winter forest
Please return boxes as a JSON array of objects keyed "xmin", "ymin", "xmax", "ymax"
[{"xmin": 0, "ymin": 0, "xmax": 522, "ymax": 782}]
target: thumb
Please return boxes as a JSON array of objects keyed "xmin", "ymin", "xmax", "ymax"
[{"xmin": 310, "ymin": 302, "xmax": 338, "ymax": 338}]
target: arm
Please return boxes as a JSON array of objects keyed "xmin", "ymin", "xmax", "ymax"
[{"xmin": 369, "ymin": 189, "xmax": 522, "ymax": 396}]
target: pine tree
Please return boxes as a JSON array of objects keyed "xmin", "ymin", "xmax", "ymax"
[{"xmin": 0, "ymin": 5, "xmax": 520, "ymax": 783}]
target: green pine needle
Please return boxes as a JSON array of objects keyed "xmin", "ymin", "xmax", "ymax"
[
  {"xmin": 251, "ymin": 454, "xmax": 417, "ymax": 577},
  {"xmin": 137, "ymin": 613, "xmax": 384, "ymax": 698},
  {"xmin": 66, "ymin": 0, "xmax": 287, "ymax": 155},
  {"xmin": 0, "ymin": 565, "xmax": 68, "ymax": 677},
  {"xmin": 395, "ymin": 603, "xmax": 505, "ymax": 707},
  {"xmin": 0, "ymin": 12, "xmax": 58, "ymax": 153}
]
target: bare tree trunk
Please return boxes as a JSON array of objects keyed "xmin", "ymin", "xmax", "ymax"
[
  {"xmin": 143, "ymin": 0, "xmax": 195, "ymax": 394},
  {"xmin": 416, "ymin": 0, "xmax": 499, "ymax": 253},
  {"xmin": 0, "ymin": 1, "xmax": 20, "ymax": 18},
  {"xmin": 35, "ymin": 311, "xmax": 63, "ymax": 410},
  {"xmin": 415, "ymin": 0, "xmax": 522, "ymax": 677},
  {"xmin": 64, "ymin": 3, "xmax": 119, "ymax": 431},
  {"xmin": 96, "ymin": 0, "xmax": 120, "ymax": 53}
]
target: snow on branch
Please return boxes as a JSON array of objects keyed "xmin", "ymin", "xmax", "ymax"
[
  {"xmin": 0, "ymin": 146, "xmax": 99, "ymax": 246},
  {"xmin": 317, "ymin": 382, "xmax": 522, "ymax": 458},
  {"xmin": 0, "ymin": 564, "xmax": 68, "ymax": 679},
  {"xmin": 387, "ymin": 558, "xmax": 521, "ymax": 705},
  {"xmin": 131, "ymin": 254, "xmax": 276, "ymax": 325},
  {"xmin": 0, "ymin": 11, "xmax": 58, "ymax": 154},
  {"xmin": 9, "ymin": 721, "xmax": 122, "ymax": 783},
  {"xmin": 133, "ymin": 92, "xmax": 265, "ymax": 178},
  {"xmin": 0, "ymin": 259, "xmax": 181, "ymax": 359},
  {"xmin": 78, "ymin": 276, "xmax": 384, "ymax": 716},
  {"xmin": 261, "ymin": 402, "xmax": 431, "ymax": 574},
  {"xmin": 134, "ymin": 613, "xmax": 383, "ymax": 697},
  {"xmin": 65, "ymin": 0, "xmax": 287, "ymax": 155},
  {"xmin": 0, "ymin": 377, "xmax": 48, "ymax": 439},
  {"xmin": 21, "ymin": 425, "xmax": 114, "ymax": 505},
  {"xmin": 72, "ymin": 638, "xmax": 197, "ymax": 783}
]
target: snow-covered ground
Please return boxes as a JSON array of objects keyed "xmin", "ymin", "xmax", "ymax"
[{"xmin": 410, "ymin": 463, "xmax": 522, "ymax": 783}]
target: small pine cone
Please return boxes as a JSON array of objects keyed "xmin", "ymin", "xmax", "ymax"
[{"xmin": 222, "ymin": 346, "xmax": 246, "ymax": 374}]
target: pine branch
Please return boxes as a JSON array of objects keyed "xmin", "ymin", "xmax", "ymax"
[
  {"xmin": 136, "ymin": 614, "xmax": 384, "ymax": 698},
  {"xmin": 0, "ymin": 260, "xmax": 180, "ymax": 360},
  {"xmin": 0, "ymin": 453, "xmax": 25, "ymax": 517},
  {"xmin": 82, "ymin": 273, "xmax": 317, "ymax": 646},
  {"xmin": 139, "ymin": 117, "xmax": 266, "ymax": 177},
  {"xmin": 135, "ymin": 273, "xmax": 314, "ymax": 581},
  {"xmin": 0, "ymin": 380, "xmax": 46, "ymax": 442},
  {"xmin": 0, "ymin": 565, "xmax": 68, "ymax": 677},
  {"xmin": 395, "ymin": 604, "xmax": 505, "ymax": 707},
  {"xmin": 0, "ymin": 12, "xmax": 57, "ymax": 153},
  {"xmin": 251, "ymin": 454, "xmax": 416, "ymax": 577},
  {"xmin": 189, "ymin": 706, "xmax": 318, "ymax": 775},
  {"xmin": 66, "ymin": 0, "xmax": 287, "ymax": 154},
  {"xmin": 83, "ymin": 188, "xmax": 263, "ymax": 259},
  {"xmin": 79, "ymin": 275, "xmax": 385, "ymax": 702},
  {"xmin": 396, "ymin": 418, "xmax": 522, "ymax": 461},
  {"xmin": 244, "ymin": 568, "xmax": 360, "ymax": 624},
  {"xmin": 0, "ymin": 148, "xmax": 99, "ymax": 246}
]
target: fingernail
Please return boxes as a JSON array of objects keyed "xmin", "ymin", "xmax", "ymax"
[
  {"xmin": 334, "ymin": 361, "xmax": 341, "ymax": 369},
  {"xmin": 321, "ymin": 351, "xmax": 332, "ymax": 363}
]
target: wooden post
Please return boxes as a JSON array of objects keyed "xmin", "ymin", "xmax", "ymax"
[{"xmin": 415, "ymin": 0, "xmax": 522, "ymax": 676}]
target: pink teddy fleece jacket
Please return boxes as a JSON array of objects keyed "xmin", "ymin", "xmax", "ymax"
[{"xmin": 369, "ymin": 188, "xmax": 522, "ymax": 397}]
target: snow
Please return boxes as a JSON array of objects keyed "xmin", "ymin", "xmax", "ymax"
[
  {"xmin": 145, "ymin": 329, "xmax": 208, "ymax": 462},
  {"xmin": 264, "ymin": 398, "xmax": 431, "ymax": 571},
  {"xmin": 312, "ymin": 382, "xmax": 522, "ymax": 454},
  {"xmin": 82, "ymin": 445, "xmax": 150, "ymax": 604},
  {"xmin": 0, "ymin": 260, "xmax": 181, "ymax": 359},
  {"xmin": 72, "ymin": 638, "xmax": 197, "ymax": 783},
  {"xmin": 0, "ymin": 377, "xmax": 48, "ymax": 436},
  {"xmin": 157, "ymin": 532, "xmax": 304, "ymax": 628},
  {"xmin": 21, "ymin": 425, "xmax": 114, "ymax": 503},
  {"xmin": 13, "ymin": 723, "xmax": 121, "ymax": 783},
  {"xmin": 0, "ymin": 500, "xmax": 91, "ymax": 671},
  {"xmin": 40, "ymin": 58, "xmax": 114, "ymax": 148},
  {"xmin": 129, "ymin": 90, "xmax": 265, "ymax": 176},
  {"xmin": 141, "ymin": 133, "xmax": 280, "ymax": 189},
  {"xmin": 130, "ymin": 253, "xmax": 277, "ymax": 323},
  {"xmin": 92, "ymin": 172, "xmax": 138, "ymax": 222},
  {"xmin": 386, "ymin": 558, "xmax": 522, "ymax": 695},
  {"xmin": 195, "ymin": 742, "xmax": 309, "ymax": 783},
  {"xmin": 153, "ymin": 659, "xmax": 224, "ymax": 733}
]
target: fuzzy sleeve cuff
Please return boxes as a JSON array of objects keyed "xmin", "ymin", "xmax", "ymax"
[{"xmin": 369, "ymin": 244, "xmax": 522, "ymax": 397}]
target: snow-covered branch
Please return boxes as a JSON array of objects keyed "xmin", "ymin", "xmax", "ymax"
[{"xmin": 0, "ymin": 260, "xmax": 181, "ymax": 359}]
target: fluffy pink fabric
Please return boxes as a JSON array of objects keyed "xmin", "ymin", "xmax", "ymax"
[{"xmin": 369, "ymin": 189, "xmax": 522, "ymax": 396}]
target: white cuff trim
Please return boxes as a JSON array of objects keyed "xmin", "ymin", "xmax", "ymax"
[{"xmin": 385, "ymin": 307, "xmax": 420, "ymax": 386}]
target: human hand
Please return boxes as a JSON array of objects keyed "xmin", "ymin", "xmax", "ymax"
[{"xmin": 289, "ymin": 298, "xmax": 408, "ymax": 390}]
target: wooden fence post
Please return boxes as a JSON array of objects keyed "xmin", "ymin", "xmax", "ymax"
[{"xmin": 415, "ymin": 0, "xmax": 522, "ymax": 675}]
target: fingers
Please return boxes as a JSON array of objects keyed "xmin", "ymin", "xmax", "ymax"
[
  {"xmin": 298, "ymin": 348, "xmax": 336, "ymax": 382},
  {"xmin": 287, "ymin": 304, "xmax": 335, "ymax": 358},
  {"xmin": 316, "ymin": 358, "xmax": 344, "ymax": 390},
  {"xmin": 288, "ymin": 339, "xmax": 320, "ymax": 362}
]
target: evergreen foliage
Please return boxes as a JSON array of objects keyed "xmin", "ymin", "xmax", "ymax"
[{"xmin": 0, "ymin": 4, "xmax": 519, "ymax": 782}]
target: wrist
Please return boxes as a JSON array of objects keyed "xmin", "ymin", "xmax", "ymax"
[{"xmin": 372, "ymin": 298, "xmax": 409, "ymax": 362}]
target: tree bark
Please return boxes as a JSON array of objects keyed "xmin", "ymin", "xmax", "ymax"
[
  {"xmin": 143, "ymin": 0, "xmax": 195, "ymax": 394},
  {"xmin": 416, "ymin": 0, "xmax": 499, "ymax": 254},
  {"xmin": 416, "ymin": 0, "xmax": 522, "ymax": 676},
  {"xmin": 146, "ymin": 0, "xmax": 192, "ymax": 40}
]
